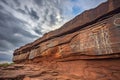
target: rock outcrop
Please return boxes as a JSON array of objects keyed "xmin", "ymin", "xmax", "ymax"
[
  {"xmin": 11, "ymin": 0, "xmax": 120, "ymax": 80},
  {"xmin": 13, "ymin": 0, "xmax": 120, "ymax": 62}
]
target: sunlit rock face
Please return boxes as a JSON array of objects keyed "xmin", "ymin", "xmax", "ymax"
[{"xmin": 12, "ymin": 0, "xmax": 120, "ymax": 79}]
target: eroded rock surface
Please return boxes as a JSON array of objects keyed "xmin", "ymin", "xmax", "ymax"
[
  {"xmin": 13, "ymin": 0, "xmax": 120, "ymax": 62},
  {"xmin": 0, "ymin": 59, "xmax": 120, "ymax": 80},
  {"xmin": 2, "ymin": 0, "xmax": 119, "ymax": 80}
]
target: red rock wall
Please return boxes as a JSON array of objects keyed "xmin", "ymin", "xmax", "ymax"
[
  {"xmin": 20, "ymin": 57, "xmax": 120, "ymax": 80},
  {"xmin": 12, "ymin": 1, "xmax": 120, "ymax": 79},
  {"xmin": 56, "ymin": 59, "xmax": 120, "ymax": 80},
  {"xmin": 13, "ymin": 0, "xmax": 120, "ymax": 63}
]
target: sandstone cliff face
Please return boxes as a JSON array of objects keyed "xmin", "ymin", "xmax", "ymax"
[
  {"xmin": 10, "ymin": 0, "xmax": 120, "ymax": 79},
  {"xmin": 13, "ymin": 0, "xmax": 120, "ymax": 62}
]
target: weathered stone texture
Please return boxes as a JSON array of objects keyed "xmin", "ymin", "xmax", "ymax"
[
  {"xmin": 11, "ymin": 0, "xmax": 120, "ymax": 79},
  {"xmin": 13, "ymin": 0, "xmax": 120, "ymax": 62},
  {"xmin": 0, "ymin": 59, "xmax": 120, "ymax": 80}
]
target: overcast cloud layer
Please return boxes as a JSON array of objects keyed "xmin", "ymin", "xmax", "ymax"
[{"xmin": 0, "ymin": 0, "xmax": 107, "ymax": 63}]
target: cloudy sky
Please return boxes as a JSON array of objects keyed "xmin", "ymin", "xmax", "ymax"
[{"xmin": 0, "ymin": 0, "xmax": 107, "ymax": 63}]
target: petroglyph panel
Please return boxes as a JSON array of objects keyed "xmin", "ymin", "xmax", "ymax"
[
  {"xmin": 91, "ymin": 25, "xmax": 113, "ymax": 55},
  {"xmin": 114, "ymin": 18, "xmax": 120, "ymax": 26},
  {"xmin": 70, "ymin": 24, "xmax": 113, "ymax": 55}
]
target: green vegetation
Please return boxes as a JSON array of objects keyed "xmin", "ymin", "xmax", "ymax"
[{"xmin": 0, "ymin": 62, "xmax": 14, "ymax": 67}]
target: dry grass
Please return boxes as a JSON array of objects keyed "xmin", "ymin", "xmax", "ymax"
[{"xmin": 0, "ymin": 63, "xmax": 14, "ymax": 67}]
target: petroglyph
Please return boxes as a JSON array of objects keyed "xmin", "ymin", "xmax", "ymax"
[{"xmin": 114, "ymin": 18, "xmax": 120, "ymax": 26}]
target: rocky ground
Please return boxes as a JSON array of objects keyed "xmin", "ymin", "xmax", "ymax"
[
  {"xmin": 0, "ymin": 58, "xmax": 120, "ymax": 80},
  {"xmin": 0, "ymin": 64, "xmax": 51, "ymax": 80},
  {"xmin": 0, "ymin": 63, "xmax": 83, "ymax": 80}
]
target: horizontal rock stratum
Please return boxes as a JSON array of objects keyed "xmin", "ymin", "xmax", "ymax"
[
  {"xmin": 11, "ymin": 0, "xmax": 120, "ymax": 79},
  {"xmin": 13, "ymin": 0, "xmax": 120, "ymax": 62}
]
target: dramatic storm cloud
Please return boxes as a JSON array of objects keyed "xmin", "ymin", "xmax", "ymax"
[{"xmin": 0, "ymin": 0, "xmax": 107, "ymax": 63}]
